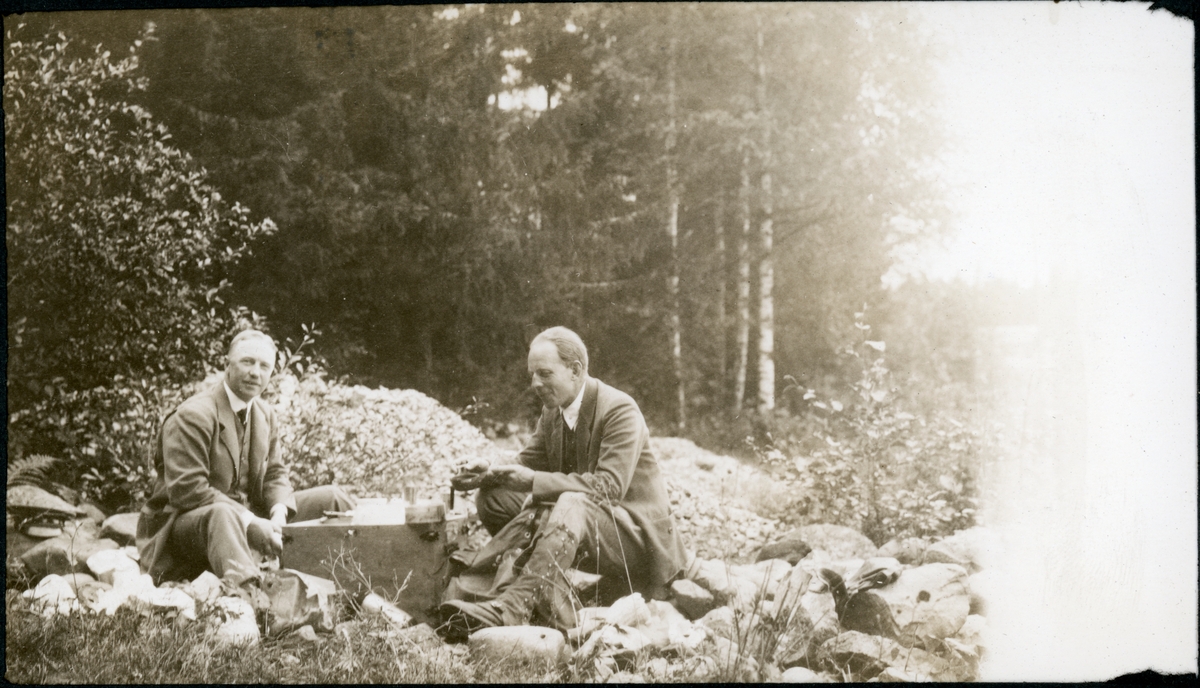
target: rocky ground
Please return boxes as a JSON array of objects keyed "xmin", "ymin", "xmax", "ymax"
[{"xmin": 7, "ymin": 384, "xmax": 996, "ymax": 682}]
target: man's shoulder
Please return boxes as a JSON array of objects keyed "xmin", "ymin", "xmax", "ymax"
[
  {"xmin": 592, "ymin": 378, "xmax": 641, "ymax": 414},
  {"xmin": 173, "ymin": 385, "xmax": 222, "ymax": 420}
]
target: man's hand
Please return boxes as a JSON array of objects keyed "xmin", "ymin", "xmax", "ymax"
[
  {"xmin": 487, "ymin": 464, "xmax": 535, "ymax": 492},
  {"xmin": 451, "ymin": 457, "xmax": 492, "ymax": 491},
  {"xmin": 247, "ymin": 517, "xmax": 283, "ymax": 556}
]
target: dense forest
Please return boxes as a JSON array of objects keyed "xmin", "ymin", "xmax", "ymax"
[{"xmin": 7, "ymin": 4, "xmax": 999, "ymax": 517}]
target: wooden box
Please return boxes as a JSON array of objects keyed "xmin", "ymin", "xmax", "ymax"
[{"xmin": 280, "ymin": 512, "xmax": 468, "ymax": 625}]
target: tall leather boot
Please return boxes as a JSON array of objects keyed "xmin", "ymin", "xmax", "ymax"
[{"xmin": 495, "ymin": 521, "xmax": 581, "ymax": 631}]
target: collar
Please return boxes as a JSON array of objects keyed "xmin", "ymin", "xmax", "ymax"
[
  {"xmin": 223, "ymin": 381, "xmax": 252, "ymax": 415},
  {"xmin": 561, "ymin": 379, "xmax": 587, "ymax": 430}
]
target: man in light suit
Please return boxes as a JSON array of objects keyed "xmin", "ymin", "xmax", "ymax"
[
  {"xmin": 439, "ymin": 326, "xmax": 687, "ymax": 638},
  {"xmin": 137, "ymin": 329, "xmax": 354, "ymax": 585}
]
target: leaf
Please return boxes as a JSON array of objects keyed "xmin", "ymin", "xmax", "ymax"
[
  {"xmin": 865, "ymin": 340, "xmax": 886, "ymax": 351},
  {"xmin": 870, "ymin": 390, "xmax": 887, "ymax": 403},
  {"xmin": 830, "ymin": 400, "xmax": 843, "ymax": 412}
]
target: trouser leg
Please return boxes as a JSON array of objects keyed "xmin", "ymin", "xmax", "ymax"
[
  {"xmin": 291, "ymin": 485, "xmax": 357, "ymax": 522},
  {"xmin": 475, "ymin": 485, "xmax": 529, "ymax": 536},
  {"xmin": 170, "ymin": 502, "xmax": 260, "ymax": 585},
  {"xmin": 498, "ymin": 491, "xmax": 646, "ymax": 629}
]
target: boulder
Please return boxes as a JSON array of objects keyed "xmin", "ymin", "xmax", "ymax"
[
  {"xmin": 184, "ymin": 571, "xmax": 224, "ymax": 605},
  {"xmin": 769, "ymin": 566, "xmax": 812, "ymax": 620},
  {"xmin": 966, "ymin": 568, "xmax": 997, "ymax": 616},
  {"xmin": 780, "ymin": 666, "xmax": 822, "ymax": 682},
  {"xmin": 360, "ymin": 592, "xmax": 413, "ymax": 628},
  {"xmin": 209, "ymin": 596, "xmax": 260, "ymax": 646},
  {"xmin": 606, "ymin": 593, "xmax": 651, "ymax": 627},
  {"xmin": 86, "ymin": 549, "xmax": 140, "ymax": 585},
  {"xmin": 755, "ymin": 536, "xmax": 812, "ymax": 565},
  {"xmin": 470, "ymin": 626, "xmax": 567, "ymax": 670},
  {"xmin": 732, "ymin": 558, "xmax": 793, "ymax": 599},
  {"xmin": 670, "ymin": 578, "xmax": 716, "ymax": 620},
  {"xmin": 642, "ymin": 599, "xmax": 689, "ymax": 649},
  {"xmin": 785, "ymin": 524, "xmax": 877, "ymax": 560},
  {"xmin": 60, "ymin": 571, "xmax": 97, "ymax": 593},
  {"xmin": 874, "ymin": 563, "xmax": 970, "ymax": 639},
  {"xmin": 99, "ymin": 513, "xmax": 140, "ymax": 546},
  {"xmin": 22, "ymin": 574, "xmax": 80, "ymax": 616},
  {"xmin": 130, "ymin": 586, "xmax": 197, "ymax": 620},
  {"xmin": 78, "ymin": 502, "xmax": 108, "ymax": 526},
  {"xmin": 921, "ymin": 527, "xmax": 998, "ymax": 572},
  {"xmin": 877, "ymin": 537, "xmax": 929, "ymax": 565},
  {"xmin": 685, "ymin": 557, "xmax": 730, "ymax": 596},
  {"xmin": 818, "ymin": 631, "xmax": 952, "ymax": 681},
  {"xmin": 21, "ymin": 522, "xmax": 120, "ymax": 579},
  {"xmin": 696, "ymin": 606, "xmax": 737, "ymax": 640}
]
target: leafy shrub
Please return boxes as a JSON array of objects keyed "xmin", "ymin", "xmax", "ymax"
[
  {"xmin": 752, "ymin": 311, "xmax": 982, "ymax": 544},
  {"xmin": 4, "ymin": 26, "xmax": 276, "ymax": 415}
]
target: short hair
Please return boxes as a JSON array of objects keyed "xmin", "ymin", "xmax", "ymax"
[
  {"xmin": 532, "ymin": 326, "xmax": 588, "ymax": 373},
  {"xmin": 227, "ymin": 329, "xmax": 277, "ymax": 358}
]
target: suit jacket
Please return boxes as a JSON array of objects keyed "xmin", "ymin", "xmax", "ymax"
[
  {"xmin": 136, "ymin": 379, "xmax": 296, "ymax": 582},
  {"xmin": 518, "ymin": 377, "xmax": 687, "ymax": 598}
]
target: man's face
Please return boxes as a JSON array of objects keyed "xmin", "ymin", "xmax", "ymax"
[
  {"xmin": 226, "ymin": 338, "xmax": 276, "ymax": 402},
  {"xmin": 528, "ymin": 340, "xmax": 582, "ymax": 409}
]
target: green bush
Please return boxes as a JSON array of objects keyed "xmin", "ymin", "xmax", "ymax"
[
  {"xmin": 752, "ymin": 311, "xmax": 982, "ymax": 544},
  {"xmin": 4, "ymin": 26, "xmax": 276, "ymax": 415}
]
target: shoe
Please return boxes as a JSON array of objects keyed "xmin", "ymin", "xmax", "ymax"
[{"xmin": 437, "ymin": 599, "xmax": 519, "ymax": 642}]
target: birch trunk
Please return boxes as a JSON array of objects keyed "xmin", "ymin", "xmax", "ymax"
[
  {"xmin": 666, "ymin": 23, "xmax": 686, "ymax": 432},
  {"xmin": 714, "ymin": 193, "xmax": 728, "ymax": 403},
  {"xmin": 733, "ymin": 145, "xmax": 752, "ymax": 413},
  {"xmin": 755, "ymin": 16, "xmax": 775, "ymax": 414}
]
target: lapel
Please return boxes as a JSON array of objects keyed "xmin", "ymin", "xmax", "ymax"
[
  {"xmin": 576, "ymin": 378, "xmax": 598, "ymax": 471},
  {"xmin": 213, "ymin": 383, "xmax": 241, "ymax": 478}
]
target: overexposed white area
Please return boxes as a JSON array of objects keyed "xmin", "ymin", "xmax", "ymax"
[{"xmin": 915, "ymin": 1, "xmax": 1195, "ymax": 680}]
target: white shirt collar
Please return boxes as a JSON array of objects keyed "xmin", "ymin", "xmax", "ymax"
[
  {"xmin": 223, "ymin": 381, "xmax": 252, "ymax": 415},
  {"xmin": 561, "ymin": 380, "xmax": 587, "ymax": 430}
]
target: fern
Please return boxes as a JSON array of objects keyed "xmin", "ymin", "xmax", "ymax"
[{"xmin": 7, "ymin": 454, "xmax": 60, "ymax": 487}]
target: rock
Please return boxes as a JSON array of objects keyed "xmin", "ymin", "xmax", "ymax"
[
  {"xmin": 786, "ymin": 524, "xmax": 877, "ymax": 560},
  {"xmin": 86, "ymin": 548, "xmax": 140, "ymax": 585},
  {"xmin": 724, "ymin": 572, "xmax": 761, "ymax": 613},
  {"xmin": 60, "ymin": 571, "xmax": 96, "ymax": 593},
  {"xmin": 209, "ymin": 596, "xmax": 260, "ymax": 646},
  {"xmin": 769, "ymin": 566, "xmax": 812, "ymax": 619},
  {"xmin": 607, "ymin": 592, "xmax": 651, "ymax": 627},
  {"xmin": 646, "ymin": 656, "xmax": 669, "ymax": 680},
  {"xmin": 695, "ymin": 455, "xmax": 717, "ymax": 471},
  {"xmin": 819, "ymin": 631, "xmax": 952, "ymax": 681},
  {"xmin": 89, "ymin": 572, "xmax": 157, "ymax": 615},
  {"xmin": 469, "ymin": 626, "xmax": 567, "ymax": 670},
  {"xmin": 956, "ymin": 613, "xmax": 986, "ymax": 649},
  {"xmin": 922, "ymin": 527, "xmax": 998, "ymax": 573},
  {"xmin": 696, "ymin": 606, "xmax": 737, "ymax": 640},
  {"xmin": 873, "ymin": 563, "xmax": 971, "ymax": 639},
  {"xmin": 670, "ymin": 578, "xmax": 716, "ymax": 620},
  {"xmin": 130, "ymin": 586, "xmax": 197, "ymax": 620},
  {"xmin": 360, "ymin": 592, "xmax": 413, "ymax": 628},
  {"xmin": 75, "ymin": 580, "xmax": 113, "ymax": 609},
  {"xmin": 99, "ymin": 513, "xmax": 140, "ymax": 546},
  {"xmin": 642, "ymin": 599, "xmax": 688, "ymax": 649},
  {"xmin": 685, "ymin": 557, "xmax": 731, "ymax": 597},
  {"xmin": 21, "ymin": 526, "xmax": 120, "ymax": 579},
  {"xmin": 781, "ymin": 666, "xmax": 822, "ymax": 682},
  {"xmin": 568, "ymin": 607, "xmax": 610, "ymax": 643},
  {"xmin": 6, "ymin": 484, "xmax": 85, "ymax": 518},
  {"xmin": 394, "ymin": 623, "xmax": 442, "ymax": 652},
  {"xmin": 756, "ymin": 537, "xmax": 812, "ymax": 565},
  {"xmin": 966, "ymin": 569, "xmax": 997, "ymax": 616},
  {"xmin": 6, "ymin": 520, "xmax": 45, "ymax": 561},
  {"xmin": 877, "ymin": 537, "xmax": 928, "ymax": 565},
  {"xmin": 78, "ymin": 502, "xmax": 108, "ymax": 525},
  {"xmin": 185, "ymin": 571, "xmax": 224, "ymax": 605},
  {"xmin": 22, "ymin": 574, "xmax": 79, "ymax": 615}
]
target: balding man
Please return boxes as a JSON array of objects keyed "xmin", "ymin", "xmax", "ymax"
[
  {"xmin": 137, "ymin": 329, "xmax": 355, "ymax": 585},
  {"xmin": 439, "ymin": 327, "xmax": 687, "ymax": 639}
]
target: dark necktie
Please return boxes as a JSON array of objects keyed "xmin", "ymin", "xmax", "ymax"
[{"xmin": 236, "ymin": 408, "xmax": 248, "ymax": 427}]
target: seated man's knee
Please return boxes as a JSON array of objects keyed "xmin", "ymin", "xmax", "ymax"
[
  {"xmin": 476, "ymin": 486, "xmax": 527, "ymax": 536},
  {"xmin": 201, "ymin": 502, "xmax": 245, "ymax": 535},
  {"xmin": 552, "ymin": 491, "xmax": 592, "ymax": 516}
]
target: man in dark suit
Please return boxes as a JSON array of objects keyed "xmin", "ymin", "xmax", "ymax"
[
  {"xmin": 136, "ymin": 329, "xmax": 354, "ymax": 585},
  {"xmin": 439, "ymin": 327, "xmax": 687, "ymax": 637}
]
